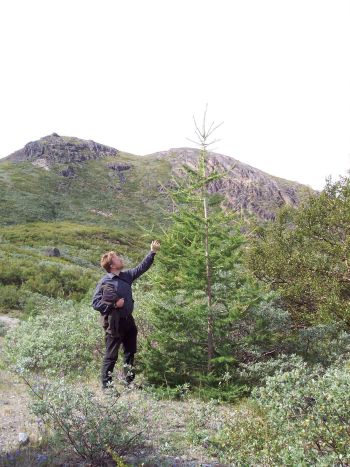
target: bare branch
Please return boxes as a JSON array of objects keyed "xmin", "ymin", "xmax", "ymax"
[
  {"xmin": 202, "ymin": 102, "xmax": 208, "ymax": 135},
  {"xmin": 206, "ymin": 120, "xmax": 214, "ymax": 136},
  {"xmin": 193, "ymin": 114, "xmax": 203, "ymax": 139},
  {"xmin": 206, "ymin": 138, "xmax": 222, "ymax": 146},
  {"xmin": 185, "ymin": 137, "xmax": 201, "ymax": 147},
  {"xmin": 207, "ymin": 121, "xmax": 224, "ymax": 138}
]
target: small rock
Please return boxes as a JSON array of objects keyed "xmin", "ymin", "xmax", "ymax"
[
  {"xmin": 18, "ymin": 432, "xmax": 29, "ymax": 445},
  {"xmin": 59, "ymin": 165, "xmax": 76, "ymax": 177},
  {"xmin": 107, "ymin": 163, "xmax": 131, "ymax": 172},
  {"xmin": 43, "ymin": 247, "xmax": 61, "ymax": 257}
]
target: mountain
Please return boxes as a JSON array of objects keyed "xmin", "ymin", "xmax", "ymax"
[
  {"xmin": 4, "ymin": 133, "xmax": 118, "ymax": 166},
  {"xmin": 0, "ymin": 133, "xmax": 319, "ymax": 312},
  {"xmin": 0, "ymin": 133, "xmax": 317, "ymax": 229}
]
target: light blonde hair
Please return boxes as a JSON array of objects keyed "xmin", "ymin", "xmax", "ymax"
[{"xmin": 100, "ymin": 250, "xmax": 120, "ymax": 273}]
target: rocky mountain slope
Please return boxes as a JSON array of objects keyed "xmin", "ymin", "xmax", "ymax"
[
  {"xmin": 146, "ymin": 147, "xmax": 315, "ymax": 220},
  {"xmin": 0, "ymin": 133, "xmax": 317, "ymax": 227},
  {"xmin": 4, "ymin": 133, "xmax": 118, "ymax": 166}
]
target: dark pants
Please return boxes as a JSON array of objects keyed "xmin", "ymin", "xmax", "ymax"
[{"xmin": 100, "ymin": 312, "xmax": 138, "ymax": 388}]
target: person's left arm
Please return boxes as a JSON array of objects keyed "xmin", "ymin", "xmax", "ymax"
[{"xmin": 126, "ymin": 240, "xmax": 160, "ymax": 282}]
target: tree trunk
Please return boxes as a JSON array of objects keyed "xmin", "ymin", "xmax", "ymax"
[{"xmin": 200, "ymin": 148, "xmax": 214, "ymax": 371}]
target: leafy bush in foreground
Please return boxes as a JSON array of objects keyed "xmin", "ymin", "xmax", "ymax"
[
  {"xmin": 3, "ymin": 300, "xmax": 103, "ymax": 379},
  {"xmin": 209, "ymin": 357, "xmax": 350, "ymax": 465},
  {"xmin": 15, "ymin": 374, "xmax": 146, "ymax": 465}
]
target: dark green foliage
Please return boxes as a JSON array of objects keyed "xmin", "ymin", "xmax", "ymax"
[
  {"xmin": 245, "ymin": 174, "xmax": 350, "ymax": 327},
  {"xmin": 0, "ymin": 284, "xmax": 22, "ymax": 310},
  {"xmin": 139, "ymin": 192, "xmax": 267, "ymax": 391}
]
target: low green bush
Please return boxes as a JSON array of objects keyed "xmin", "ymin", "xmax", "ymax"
[
  {"xmin": 18, "ymin": 374, "xmax": 146, "ymax": 465},
  {"xmin": 0, "ymin": 321, "xmax": 7, "ymax": 337},
  {"xmin": 290, "ymin": 322, "xmax": 350, "ymax": 366},
  {"xmin": 207, "ymin": 399, "xmax": 272, "ymax": 465},
  {"xmin": 209, "ymin": 357, "xmax": 350, "ymax": 465},
  {"xmin": 0, "ymin": 284, "xmax": 23, "ymax": 310},
  {"xmin": 142, "ymin": 382, "xmax": 192, "ymax": 401},
  {"xmin": 185, "ymin": 398, "xmax": 224, "ymax": 446},
  {"xmin": 3, "ymin": 300, "xmax": 103, "ymax": 379},
  {"xmin": 0, "ymin": 256, "xmax": 99, "ymax": 304},
  {"xmin": 237, "ymin": 353, "xmax": 307, "ymax": 387}
]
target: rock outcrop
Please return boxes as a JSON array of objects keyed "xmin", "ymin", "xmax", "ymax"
[
  {"xmin": 3, "ymin": 133, "xmax": 119, "ymax": 167},
  {"xmin": 147, "ymin": 147, "xmax": 317, "ymax": 221}
]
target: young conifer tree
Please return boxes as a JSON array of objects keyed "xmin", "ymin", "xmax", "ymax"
[{"xmin": 140, "ymin": 104, "xmax": 263, "ymax": 388}]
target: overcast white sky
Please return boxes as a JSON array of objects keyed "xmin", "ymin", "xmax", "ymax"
[{"xmin": 1, "ymin": 0, "xmax": 349, "ymax": 191}]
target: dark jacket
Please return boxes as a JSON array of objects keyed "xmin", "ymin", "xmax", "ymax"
[{"xmin": 91, "ymin": 250, "xmax": 156, "ymax": 318}]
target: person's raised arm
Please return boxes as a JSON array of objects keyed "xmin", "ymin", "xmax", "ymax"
[{"xmin": 127, "ymin": 240, "xmax": 160, "ymax": 282}]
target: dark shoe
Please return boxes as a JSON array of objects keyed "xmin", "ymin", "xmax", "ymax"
[
  {"xmin": 101, "ymin": 379, "xmax": 115, "ymax": 390},
  {"xmin": 122, "ymin": 363, "xmax": 135, "ymax": 383},
  {"xmin": 121, "ymin": 379, "xmax": 143, "ymax": 390},
  {"xmin": 102, "ymin": 383, "xmax": 120, "ymax": 397}
]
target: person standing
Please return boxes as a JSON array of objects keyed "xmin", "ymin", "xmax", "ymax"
[{"xmin": 91, "ymin": 240, "xmax": 160, "ymax": 389}]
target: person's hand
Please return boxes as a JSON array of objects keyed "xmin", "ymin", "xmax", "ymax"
[
  {"xmin": 115, "ymin": 297, "xmax": 125, "ymax": 308},
  {"xmin": 151, "ymin": 240, "xmax": 161, "ymax": 253}
]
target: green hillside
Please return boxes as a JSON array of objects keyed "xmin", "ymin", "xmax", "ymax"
[
  {"xmin": 0, "ymin": 151, "xmax": 172, "ymax": 230},
  {"xmin": 0, "ymin": 220, "xmax": 159, "ymax": 315}
]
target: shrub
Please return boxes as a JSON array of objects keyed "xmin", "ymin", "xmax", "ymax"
[
  {"xmin": 252, "ymin": 359, "xmax": 350, "ymax": 465},
  {"xmin": 19, "ymin": 374, "xmax": 145, "ymax": 464},
  {"xmin": 236, "ymin": 353, "xmax": 306, "ymax": 388},
  {"xmin": 0, "ymin": 256, "xmax": 99, "ymax": 304},
  {"xmin": 3, "ymin": 300, "xmax": 103, "ymax": 379},
  {"xmin": 290, "ymin": 322, "xmax": 350, "ymax": 366},
  {"xmin": 0, "ymin": 284, "xmax": 23, "ymax": 310},
  {"xmin": 0, "ymin": 321, "xmax": 7, "ymax": 337},
  {"xmin": 245, "ymin": 174, "xmax": 350, "ymax": 327},
  {"xmin": 234, "ymin": 301, "xmax": 350, "ymax": 388},
  {"xmin": 209, "ymin": 357, "xmax": 350, "ymax": 465},
  {"xmin": 208, "ymin": 400, "xmax": 275, "ymax": 465},
  {"xmin": 20, "ymin": 290, "xmax": 73, "ymax": 318},
  {"xmin": 185, "ymin": 398, "xmax": 225, "ymax": 446}
]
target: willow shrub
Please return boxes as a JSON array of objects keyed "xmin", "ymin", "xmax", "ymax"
[
  {"xmin": 245, "ymin": 174, "xmax": 350, "ymax": 327},
  {"xmin": 209, "ymin": 357, "xmax": 350, "ymax": 465},
  {"xmin": 3, "ymin": 298, "xmax": 103, "ymax": 380},
  {"xmin": 0, "ymin": 284, "xmax": 23, "ymax": 310},
  {"xmin": 15, "ymin": 373, "xmax": 146, "ymax": 465}
]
